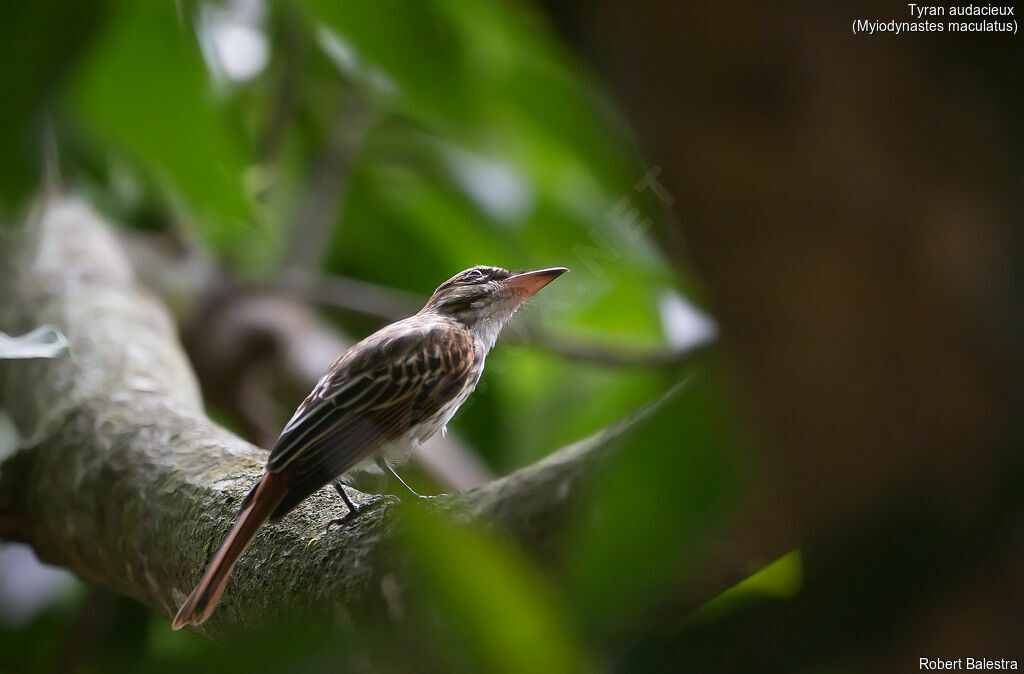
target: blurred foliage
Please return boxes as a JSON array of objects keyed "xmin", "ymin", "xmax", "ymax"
[
  {"xmin": 694, "ymin": 551, "xmax": 803, "ymax": 621},
  {"xmin": 0, "ymin": 0, "xmax": 784, "ymax": 671},
  {"xmin": 401, "ymin": 510, "xmax": 588, "ymax": 674},
  {"xmin": 70, "ymin": 0, "xmax": 253, "ymax": 242},
  {"xmin": 561, "ymin": 367, "xmax": 748, "ymax": 636},
  {"xmin": 0, "ymin": 2, "xmax": 110, "ymax": 210}
]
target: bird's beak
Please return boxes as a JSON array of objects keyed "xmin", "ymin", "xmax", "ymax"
[{"xmin": 504, "ymin": 267, "xmax": 569, "ymax": 298}]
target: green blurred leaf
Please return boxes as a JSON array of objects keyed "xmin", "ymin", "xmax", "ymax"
[
  {"xmin": 561, "ymin": 360, "xmax": 750, "ymax": 635},
  {"xmin": 0, "ymin": 1, "xmax": 110, "ymax": 212},
  {"xmin": 694, "ymin": 550, "xmax": 803, "ymax": 620},
  {"xmin": 476, "ymin": 352, "xmax": 667, "ymax": 469},
  {"xmin": 403, "ymin": 510, "xmax": 587, "ymax": 674},
  {"xmin": 68, "ymin": 1, "xmax": 253, "ymax": 244}
]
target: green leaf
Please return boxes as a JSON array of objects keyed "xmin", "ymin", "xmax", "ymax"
[
  {"xmin": 560, "ymin": 360, "xmax": 750, "ymax": 635},
  {"xmin": 694, "ymin": 551, "xmax": 803, "ymax": 620},
  {"xmin": 402, "ymin": 510, "xmax": 588, "ymax": 674},
  {"xmin": 0, "ymin": 1, "xmax": 111, "ymax": 211},
  {"xmin": 0, "ymin": 325, "xmax": 70, "ymax": 360},
  {"xmin": 68, "ymin": 1, "xmax": 252, "ymax": 240}
]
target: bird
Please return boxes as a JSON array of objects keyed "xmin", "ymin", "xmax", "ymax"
[{"xmin": 172, "ymin": 265, "xmax": 568, "ymax": 629}]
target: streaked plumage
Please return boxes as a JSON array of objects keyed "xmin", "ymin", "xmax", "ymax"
[
  {"xmin": 173, "ymin": 265, "xmax": 567, "ymax": 629},
  {"xmin": 264, "ymin": 315, "xmax": 481, "ymax": 518}
]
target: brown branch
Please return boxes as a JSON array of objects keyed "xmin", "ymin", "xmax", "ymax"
[{"xmin": 0, "ymin": 197, "xmax": 697, "ymax": 640}]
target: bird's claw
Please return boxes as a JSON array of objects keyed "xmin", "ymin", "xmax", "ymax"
[
  {"xmin": 323, "ymin": 494, "xmax": 399, "ymax": 534},
  {"xmin": 323, "ymin": 512, "xmax": 356, "ymax": 535}
]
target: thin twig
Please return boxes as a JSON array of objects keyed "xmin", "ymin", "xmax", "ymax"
[
  {"xmin": 258, "ymin": 5, "xmax": 303, "ymax": 162},
  {"xmin": 283, "ymin": 96, "xmax": 375, "ymax": 270},
  {"xmin": 272, "ymin": 267, "xmax": 422, "ymax": 320},
  {"xmin": 509, "ymin": 328, "xmax": 710, "ymax": 368},
  {"xmin": 268, "ymin": 269, "xmax": 707, "ymax": 368}
]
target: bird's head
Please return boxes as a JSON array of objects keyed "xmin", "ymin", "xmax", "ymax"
[{"xmin": 421, "ymin": 265, "xmax": 568, "ymax": 344}]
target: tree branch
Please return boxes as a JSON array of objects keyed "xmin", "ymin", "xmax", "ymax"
[{"xmin": 0, "ymin": 197, "xmax": 685, "ymax": 640}]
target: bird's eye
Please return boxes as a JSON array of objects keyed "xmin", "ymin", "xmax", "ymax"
[{"xmin": 465, "ymin": 269, "xmax": 485, "ymax": 282}]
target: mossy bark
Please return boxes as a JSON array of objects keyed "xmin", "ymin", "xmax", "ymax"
[{"xmin": 0, "ymin": 198, "xmax": 668, "ymax": 640}]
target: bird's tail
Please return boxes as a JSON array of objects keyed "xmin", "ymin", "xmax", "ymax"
[{"xmin": 172, "ymin": 472, "xmax": 287, "ymax": 630}]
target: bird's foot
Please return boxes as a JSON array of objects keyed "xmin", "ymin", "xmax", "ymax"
[
  {"xmin": 323, "ymin": 494, "xmax": 399, "ymax": 534},
  {"xmin": 323, "ymin": 511, "xmax": 357, "ymax": 534}
]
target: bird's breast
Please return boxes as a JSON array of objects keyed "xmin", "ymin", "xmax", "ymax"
[
  {"xmin": 346, "ymin": 338, "xmax": 486, "ymax": 478},
  {"xmin": 411, "ymin": 357, "xmax": 484, "ymax": 446}
]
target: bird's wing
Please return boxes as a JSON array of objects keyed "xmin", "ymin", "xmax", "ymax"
[{"xmin": 266, "ymin": 319, "xmax": 476, "ymax": 497}]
